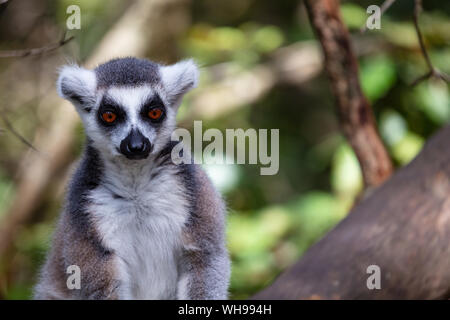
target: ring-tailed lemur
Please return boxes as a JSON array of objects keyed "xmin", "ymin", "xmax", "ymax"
[{"xmin": 34, "ymin": 57, "xmax": 230, "ymax": 300}]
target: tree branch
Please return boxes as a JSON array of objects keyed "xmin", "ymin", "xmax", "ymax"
[
  {"xmin": 304, "ymin": 0, "xmax": 393, "ymax": 188},
  {"xmin": 0, "ymin": 33, "xmax": 74, "ymax": 58}
]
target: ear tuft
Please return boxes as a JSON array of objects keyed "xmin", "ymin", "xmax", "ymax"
[
  {"xmin": 57, "ymin": 65, "xmax": 97, "ymax": 110},
  {"xmin": 160, "ymin": 59, "xmax": 199, "ymax": 106}
]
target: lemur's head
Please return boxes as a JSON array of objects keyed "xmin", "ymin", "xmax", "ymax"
[{"xmin": 57, "ymin": 57, "xmax": 198, "ymax": 160}]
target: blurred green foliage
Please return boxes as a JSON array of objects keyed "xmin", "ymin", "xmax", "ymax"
[
  {"xmin": 0, "ymin": 0, "xmax": 449, "ymax": 299},
  {"xmin": 184, "ymin": 23, "xmax": 285, "ymax": 66}
]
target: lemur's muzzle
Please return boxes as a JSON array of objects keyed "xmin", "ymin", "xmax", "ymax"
[{"xmin": 120, "ymin": 129, "xmax": 152, "ymax": 160}]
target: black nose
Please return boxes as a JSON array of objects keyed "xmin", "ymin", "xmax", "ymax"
[{"xmin": 120, "ymin": 129, "xmax": 151, "ymax": 160}]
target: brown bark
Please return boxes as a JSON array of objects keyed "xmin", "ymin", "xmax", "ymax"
[
  {"xmin": 254, "ymin": 124, "xmax": 450, "ymax": 299},
  {"xmin": 304, "ymin": 0, "xmax": 393, "ymax": 187}
]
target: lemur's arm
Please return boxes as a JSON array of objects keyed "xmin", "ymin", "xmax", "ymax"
[
  {"xmin": 178, "ymin": 246, "xmax": 230, "ymax": 299},
  {"xmin": 34, "ymin": 213, "xmax": 120, "ymax": 300},
  {"xmin": 177, "ymin": 166, "xmax": 230, "ymax": 300},
  {"xmin": 62, "ymin": 214, "xmax": 121, "ymax": 300}
]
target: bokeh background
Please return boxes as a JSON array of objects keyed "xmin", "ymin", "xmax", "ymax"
[{"xmin": 0, "ymin": 0, "xmax": 449, "ymax": 299}]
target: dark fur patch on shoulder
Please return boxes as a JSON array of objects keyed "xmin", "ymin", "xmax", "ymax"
[
  {"xmin": 156, "ymin": 140, "xmax": 197, "ymax": 215},
  {"xmin": 156, "ymin": 140, "xmax": 180, "ymax": 161},
  {"xmin": 177, "ymin": 162, "xmax": 199, "ymax": 226},
  {"xmin": 94, "ymin": 57, "xmax": 160, "ymax": 88},
  {"xmin": 66, "ymin": 142, "xmax": 111, "ymax": 256}
]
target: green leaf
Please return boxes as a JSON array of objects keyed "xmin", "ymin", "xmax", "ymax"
[
  {"xmin": 392, "ymin": 132, "xmax": 424, "ymax": 165},
  {"xmin": 360, "ymin": 55, "xmax": 397, "ymax": 102},
  {"xmin": 330, "ymin": 143, "xmax": 363, "ymax": 196},
  {"xmin": 340, "ymin": 3, "xmax": 367, "ymax": 30},
  {"xmin": 413, "ymin": 82, "xmax": 450, "ymax": 125}
]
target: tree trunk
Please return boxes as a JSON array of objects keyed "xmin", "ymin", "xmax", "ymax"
[{"xmin": 254, "ymin": 124, "xmax": 450, "ymax": 299}]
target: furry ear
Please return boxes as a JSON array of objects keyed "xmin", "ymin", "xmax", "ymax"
[
  {"xmin": 57, "ymin": 65, "xmax": 97, "ymax": 112},
  {"xmin": 160, "ymin": 59, "xmax": 199, "ymax": 106}
]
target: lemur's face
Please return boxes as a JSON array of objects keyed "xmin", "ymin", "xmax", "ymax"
[{"xmin": 57, "ymin": 57, "xmax": 198, "ymax": 160}]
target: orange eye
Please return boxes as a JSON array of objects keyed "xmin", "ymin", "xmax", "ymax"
[
  {"xmin": 102, "ymin": 111, "xmax": 117, "ymax": 123},
  {"xmin": 148, "ymin": 108, "xmax": 163, "ymax": 120}
]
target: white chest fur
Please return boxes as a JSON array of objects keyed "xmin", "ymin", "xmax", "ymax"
[{"xmin": 87, "ymin": 163, "xmax": 190, "ymax": 299}]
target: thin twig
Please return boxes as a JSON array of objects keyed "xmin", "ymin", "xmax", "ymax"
[
  {"xmin": 409, "ymin": 70, "xmax": 432, "ymax": 87},
  {"xmin": 360, "ymin": 0, "xmax": 397, "ymax": 33},
  {"xmin": 410, "ymin": 0, "xmax": 450, "ymax": 86},
  {"xmin": 413, "ymin": 0, "xmax": 432, "ymax": 70},
  {"xmin": 0, "ymin": 33, "xmax": 74, "ymax": 58},
  {"xmin": 0, "ymin": 112, "xmax": 40, "ymax": 152}
]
